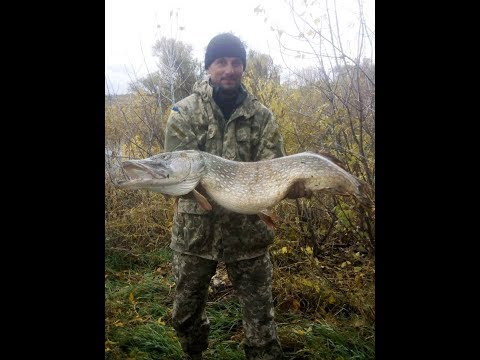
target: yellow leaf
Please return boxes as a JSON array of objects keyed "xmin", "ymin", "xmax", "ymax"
[
  {"xmin": 304, "ymin": 246, "xmax": 313, "ymax": 255},
  {"xmin": 293, "ymin": 329, "xmax": 305, "ymax": 335},
  {"xmin": 129, "ymin": 292, "xmax": 135, "ymax": 304},
  {"xmin": 281, "ymin": 246, "xmax": 288, "ymax": 254},
  {"xmin": 328, "ymin": 295, "xmax": 336, "ymax": 304},
  {"xmin": 157, "ymin": 317, "xmax": 165, "ymax": 325},
  {"xmin": 353, "ymin": 319, "xmax": 364, "ymax": 328}
]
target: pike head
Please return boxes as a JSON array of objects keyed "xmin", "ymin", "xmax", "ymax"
[{"xmin": 116, "ymin": 150, "xmax": 206, "ymax": 196}]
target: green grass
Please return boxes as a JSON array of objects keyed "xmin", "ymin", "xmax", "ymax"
[
  {"xmin": 105, "ymin": 243, "xmax": 173, "ymax": 272},
  {"xmin": 105, "ymin": 245, "xmax": 375, "ymax": 359},
  {"xmin": 107, "ymin": 323, "xmax": 183, "ymax": 359},
  {"xmin": 278, "ymin": 322, "xmax": 374, "ymax": 359}
]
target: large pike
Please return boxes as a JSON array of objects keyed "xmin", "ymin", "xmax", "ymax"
[{"xmin": 116, "ymin": 150, "xmax": 371, "ymax": 220}]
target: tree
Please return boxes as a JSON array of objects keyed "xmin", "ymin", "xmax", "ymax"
[
  {"xmin": 130, "ymin": 37, "xmax": 203, "ymax": 111},
  {"xmin": 254, "ymin": 0, "xmax": 375, "ymax": 251}
]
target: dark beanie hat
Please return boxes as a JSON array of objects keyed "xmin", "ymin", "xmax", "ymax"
[{"xmin": 204, "ymin": 33, "xmax": 247, "ymax": 70}]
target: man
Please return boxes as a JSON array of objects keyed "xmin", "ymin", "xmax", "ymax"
[{"xmin": 164, "ymin": 32, "xmax": 308, "ymax": 360}]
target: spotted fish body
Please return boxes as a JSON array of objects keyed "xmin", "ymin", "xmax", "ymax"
[{"xmin": 117, "ymin": 150, "xmax": 370, "ymax": 214}]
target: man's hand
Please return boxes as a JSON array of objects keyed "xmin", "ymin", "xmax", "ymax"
[{"xmin": 285, "ymin": 180, "xmax": 313, "ymax": 199}]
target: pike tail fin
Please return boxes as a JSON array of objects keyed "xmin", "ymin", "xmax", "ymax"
[{"xmin": 356, "ymin": 179, "xmax": 375, "ymax": 209}]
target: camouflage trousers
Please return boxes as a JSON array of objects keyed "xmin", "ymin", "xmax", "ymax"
[{"xmin": 172, "ymin": 251, "xmax": 284, "ymax": 359}]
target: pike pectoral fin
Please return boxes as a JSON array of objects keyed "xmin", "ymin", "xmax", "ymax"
[
  {"xmin": 258, "ymin": 210, "xmax": 278, "ymax": 229},
  {"xmin": 193, "ymin": 189, "xmax": 213, "ymax": 211},
  {"xmin": 173, "ymin": 197, "xmax": 179, "ymax": 216}
]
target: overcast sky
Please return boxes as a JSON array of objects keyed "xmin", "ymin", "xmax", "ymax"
[{"xmin": 105, "ymin": 0, "xmax": 374, "ymax": 94}]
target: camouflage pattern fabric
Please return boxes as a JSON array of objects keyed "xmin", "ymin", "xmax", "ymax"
[
  {"xmin": 165, "ymin": 79, "xmax": 286, "ymax": 262},
  {"xmin": 171, "ymin": 252, "xmax": 216, "ymax": 355},
  {"xmin": 172, "ymin": 251, "xmax": 283, "ymax": 359}
]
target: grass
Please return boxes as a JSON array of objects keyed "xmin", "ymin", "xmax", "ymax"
[
  {"xmin": 277, "ymin": 320, "xmax": 374, "ymax": 359},
  {"xmin": 105, "ymin": 244, "xmax": 375, "ymax": 359}
]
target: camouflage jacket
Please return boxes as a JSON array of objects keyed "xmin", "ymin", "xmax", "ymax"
[{"xmin": 165, "ymin": 78, "xmax": 286, "ymax": 262}]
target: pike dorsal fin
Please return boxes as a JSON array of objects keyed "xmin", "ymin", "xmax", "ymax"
[{"xmin": 316, "ymin": 151, "xmax": 348, "ymax": 171}]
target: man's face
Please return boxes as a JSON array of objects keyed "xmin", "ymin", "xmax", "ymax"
[{"xmin": 208, "ymin": 57, "xmax": 244, "ymax": 91}]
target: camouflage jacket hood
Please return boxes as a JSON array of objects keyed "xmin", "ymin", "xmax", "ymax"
[{"xmin": 165, "ymin": 78, "xmax": 286, "ymax": 262}]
